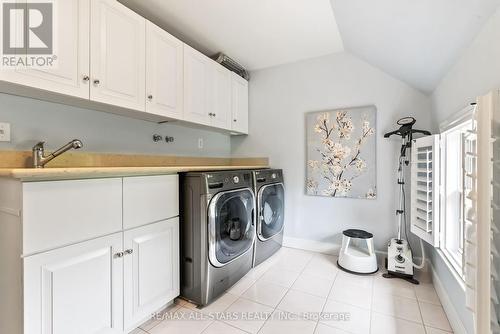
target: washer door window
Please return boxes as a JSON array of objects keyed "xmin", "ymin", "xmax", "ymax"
[
  {"xmin": 258, "ymin": 183, "xmax": 285, "ymax": 241},
  {"xmin": 208, "ymin": 188, "xmax": 255, "ymax": 267}
]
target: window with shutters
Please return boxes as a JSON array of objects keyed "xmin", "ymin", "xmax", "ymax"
[
  {"xmin": 410, "ymin": 106, "xmax": 476, "ymax": 283},
  {"xmin": 439, "ymin": 118, "xmax": 474, "ymax": 279}
]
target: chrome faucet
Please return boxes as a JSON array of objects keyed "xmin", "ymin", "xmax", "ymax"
[{"xmin": 32, "ymin": 139, "xmax": 83, "ymax": 168}]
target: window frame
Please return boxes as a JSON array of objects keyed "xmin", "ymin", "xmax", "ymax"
[{"xmin": 437, "ymin": 105, "xmax": 476, "ymax": 282}]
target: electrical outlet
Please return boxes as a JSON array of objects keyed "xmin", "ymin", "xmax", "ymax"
[
  {"xmin": 198, "ymin": 138, "xmax": 204, "ymax": 149},
  {"xmin": 0, "ymin": 123, "xmax": 11, "ymax": 142}
]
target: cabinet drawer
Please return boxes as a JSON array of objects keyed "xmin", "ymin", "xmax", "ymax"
[
  {"xmin": 22, "ymin": 178, "xmax": 122, "ymax": 255},
  {"xmin": 123, "ymin": 175, "xmax": 179, "ymax": 229}
]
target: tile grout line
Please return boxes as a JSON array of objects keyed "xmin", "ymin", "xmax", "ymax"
[
  {"xmin": 316, "ymin": 255, "xmax": 342, "ymax": 332},
  {"xmin": 411, "ymin": 282, "xmax": 429, "ymax": 334},
  {"xmin": 140, "ymin": 248, "xmax": 449, "ymax": 334},
  {"xmin": 369, "ymin": 272, "xmax": 375, "ymax": 333},
  {"xmin": 257, "ymin": 251, "xmax": 317, "ymax": 333}
]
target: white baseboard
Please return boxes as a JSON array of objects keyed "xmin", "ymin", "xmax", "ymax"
[
  {"xmin": 282, "ymin": 236, "xmax": 389, "ymax": 266},
  {"xmin": 282, "ymin": 236, "xmax": 340, "ymax": 255},
  {"xmin": 430, "ymin": 263, "xmax": 468, "ymax": 334}
]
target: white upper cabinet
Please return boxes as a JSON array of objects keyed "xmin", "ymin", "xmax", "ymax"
[
  {"xmin": 90, "ymin": 0, "xmax": 146, "ymax": 111},
  {"xmin": 209, "ymin": 62, "xmax": 232, "ymax": 129},
  {"xmin": 0, "ymin": 0, "xmax": 90, "ymax": 99},
  {"xmin": 146, "ymin": 22, "xmax": 184, "ymax": 119},
  {"xmin": 0, "ymin": 1, "xmax": 249, "ymax": 133},
  {"xmin": 184, "ymin": 45, "xmax": 234, "ymax": 130},
  {"xmin": 231, "ymin": 72, "xmax": 249, "ymax": 134},
  {"xmin": 183, "ymin": 44, "xmax": 211, "ymax": 125}
]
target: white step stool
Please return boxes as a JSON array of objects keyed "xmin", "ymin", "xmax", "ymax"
[{"xmin": 337, "ymin": 229, "xmax": 378, "ymax": 274}]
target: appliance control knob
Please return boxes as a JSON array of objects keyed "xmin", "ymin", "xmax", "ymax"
[
  {"xmin": 271, "ymin": 173, "xmax": 277, "ymax": 179},
  {"xmin": 233, "ymin": 176, "xmax": 240, "ymax": 184}
]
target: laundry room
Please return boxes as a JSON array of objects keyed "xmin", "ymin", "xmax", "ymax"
[{"xmin": 0, "ymin": 1, "xmax": 499, "ymax": 334}]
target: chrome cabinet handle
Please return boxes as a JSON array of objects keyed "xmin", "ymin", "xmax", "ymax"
[
  {"xmin": 125, "ymin": 249, "xmax": 133, "ymax": 255},
  {"xmin": 83, "ymin": 75, "xmax": 90, "ymax": 82},
  {"xmin": 148, "ymin": 95, "xmax": 153, "ymax": 100},
  {"xmin": 114, "ymin": 251, "xmax": 124, "ymax": 258},
  {"xmin": 93, "ymin": 79, "xmax": 100, "ymax": 85}
]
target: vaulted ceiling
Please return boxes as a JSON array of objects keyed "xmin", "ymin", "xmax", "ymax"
[
  {"xmin": 119, "ymin": 0, "xmax": 344, "ymax": 70},
  {"xmin": 120, "ymin": 0, "xmax": 500, "ymax": 93}
]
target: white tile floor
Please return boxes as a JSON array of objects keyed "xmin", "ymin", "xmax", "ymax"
[{"xmin": 134, "ymin": 247, "xmax": 453, "ymax": 334}]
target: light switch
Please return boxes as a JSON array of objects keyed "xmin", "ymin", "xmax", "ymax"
[{"xmin": 0, "ymin": 123, "xmax": 11, "ymax": 142}]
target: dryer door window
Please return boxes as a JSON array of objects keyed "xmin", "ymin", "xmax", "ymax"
[
  {"xmin": 208, "ymin": 189, "xmax": 255, "ymax": 266},
  {"xmin": 258, "ymin": 183, "xmax": 285, "ymax": 241}
]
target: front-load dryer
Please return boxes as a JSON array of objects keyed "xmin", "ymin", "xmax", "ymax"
[
  {"xmin": 252, "ymin": 169, "xmax": 285, "ymax": 267},
  {"xmin": 180, "ymin": 170, "xmax": 255, "ymax": 306}
]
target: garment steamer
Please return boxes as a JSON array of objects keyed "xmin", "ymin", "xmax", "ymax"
[{"xmin": 383, "ymin": 117, "xmax": 431, "ymax": 284}]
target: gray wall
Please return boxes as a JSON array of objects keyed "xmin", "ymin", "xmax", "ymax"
[
  {"xmin": 232, "ymin": 52, "xmax": 433, "ymax": 252},
  {"xmin": 432, "ymin": 7, "xmax": 500, "ymax": 124},
  {"xmin": 0, "ymin": 93, "xmax": 231, "ymax": 157},
  {"xmin": 428, "ymin": 7, "xmax": 500, "ymax": 334}
]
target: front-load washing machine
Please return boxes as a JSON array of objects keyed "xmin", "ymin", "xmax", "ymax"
[
  {"xmin": 252, "ymin": 169, "xmax": 285, "ymax": 267},
  {"xmin": 180, "ymin": 170, "xmax": 255, "ymax": 305}
]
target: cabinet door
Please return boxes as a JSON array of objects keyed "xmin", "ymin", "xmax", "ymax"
[
  {"xmin": 0, "ymin": 0, "xmax": 90, "ymax": 99},
  {"xmin": 183, "ymin": 44, "xmax": 210, "ymax": 125},
  {"xmin": 146, "ymin": 21, "xmax": 183, "ymax": 119},
  {"xmin": 24, "ymin": 233, "xmax": 123, "ymax": 334},
  {"xmin": 209, "ymin": 62, "xmax": 232, "ymax": 129},
  {"xmin": 231, "ymin": 72, "xmax": 249, "ymax": 134},
  {"xmin": 90, "ymin": 0, "xmax": 146, "ymax": 111},
  {"xmin": 123, "ymin": 218, "xmax": 180, "ymax": 331}
]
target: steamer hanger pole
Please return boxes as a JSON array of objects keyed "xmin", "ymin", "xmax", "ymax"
[{"xmin": 383, "ymin": 117, "xmax": 431, "ymax": 285}]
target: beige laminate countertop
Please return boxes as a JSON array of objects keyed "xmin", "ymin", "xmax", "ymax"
[{"xmin": 0, "ymin": 165, "xmax": 267, "ymax": 181}]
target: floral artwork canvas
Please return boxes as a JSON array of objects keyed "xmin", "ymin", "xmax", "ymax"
[{"xmin": 306, "ymin": 106, "xmax": 377, "ymax": 199}]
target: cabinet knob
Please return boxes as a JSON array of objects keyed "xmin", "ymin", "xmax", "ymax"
[
  {"xmin": 148, "ymin": 95, "xmax": 153, "ymax": 100},
  {"xmin": 213, "ymin": 113, "xmax": 216, "ymax": 117},
  {"xmin": 82, "ymin": 75, "xmax": 90, "ymax": 82},
  {"xmin": 93, "ymin": 79, "xmax": 100, "ymax": 85},
  {"xmin": 114, "ymin": 251, "xmax": 124, "ymax": 258},
  {"xmin": 125, "ymin": 249, "xmax": 134, "ymax": 255},
  {"xmin": 208, "ymin": 113, "xmax": 213, "ymax": 117},
  {"xmin": 233, "ymin": 119, "xmax": 237, "ymax": 122}
]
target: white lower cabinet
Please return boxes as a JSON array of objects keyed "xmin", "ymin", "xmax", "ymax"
[
  {"xmin": 123, "ymin": 218, "xmax": 180, "ymax": 331},
  {"xmin": 24, "ymin": 233, "xmax": 124, "ymax": 334},
  {"xmin": 17, "ymin": 176, "xmax": 180, "ymax": 334}
]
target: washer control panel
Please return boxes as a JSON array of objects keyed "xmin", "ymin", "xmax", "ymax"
[
  {"xmin": 206, "ymin": 171, "xmax": 252, "ymax": 191},
  {"xmin": 254, "ymin": 169, "xmax": 284, "ymax": 184}
]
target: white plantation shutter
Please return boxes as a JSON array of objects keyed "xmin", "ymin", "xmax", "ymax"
[
  {"xmin": 410, "ymin": 135, "xmax": 440, "ymax": 246},
  {"xmin": 463, "ymin": 117, "xmax": 478, "ymax": 314},
  {"xmin": 474, "ymin": 89, "xmax": 500, "ymax": 334}
]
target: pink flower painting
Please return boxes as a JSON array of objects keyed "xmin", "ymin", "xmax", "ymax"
[{"xmin": 306, "ymin": 106, "xmax": 377, "ymax": 199}]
